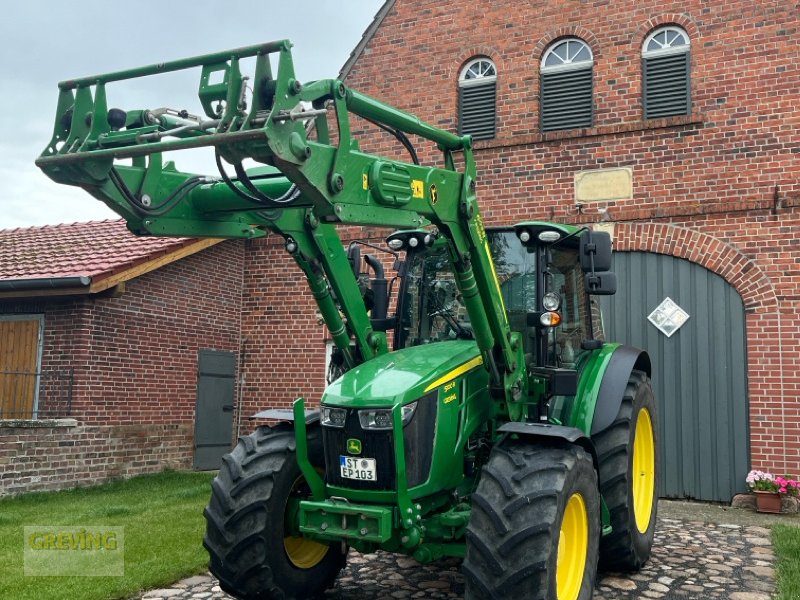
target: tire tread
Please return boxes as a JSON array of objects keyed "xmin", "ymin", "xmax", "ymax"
[
  {"xmin": 463, "ymin": 442, "xmax": 600, "ymax": 600},
  {"xmin": 203, "ymin": 426, "xmax": 344, "ymax": 599},
  {"xmin": 593, "ymin": 370, "xmax": 658, "ymax": 572}
]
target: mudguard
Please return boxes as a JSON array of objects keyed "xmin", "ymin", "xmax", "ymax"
[
  {"xmin": 498, "ymin": 421, "xmax": 598, "ymax": 473},
  {"xmin": 590, "ymin": 345, "xmax": 651, "ymax": 435}
]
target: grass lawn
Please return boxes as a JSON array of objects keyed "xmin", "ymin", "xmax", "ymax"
[
  {"xmin": 773, "ymin": 523, "xmax": 800, "ymax": 600},
  {"xmin": 0, "ymin": 470, "xmax": 216, "ymax": 600}
]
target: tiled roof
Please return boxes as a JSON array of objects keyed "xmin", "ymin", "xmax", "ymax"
[{"xmin": 0, "ymin": 219, "xmax": 194, "ymax": 282}]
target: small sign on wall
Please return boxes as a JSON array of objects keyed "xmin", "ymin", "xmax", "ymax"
[
  {"xmin": 647, "ymin": 297, "xmax": 690, "ymax": 337},
  {"xmin": 575, "ymin": 167, "xmax": 633, "ymax": 203}
]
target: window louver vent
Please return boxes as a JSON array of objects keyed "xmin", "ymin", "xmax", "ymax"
[
  {"xmin": 541, "ymin": 68, "xmax": 593, "ymax": 132},
  {"xmin": 644, "ymin": 52, "xmax": 690, "ymax": 119},
  {"xmin": 459, "ymin": 81, "xmax": 496, "ymax": 140}
]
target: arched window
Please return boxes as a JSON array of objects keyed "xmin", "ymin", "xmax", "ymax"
[
  {"xmin": 642, "ymin": 26, "xmax": 691, "ymax": 119},
  {"xmin": 458, "ymin": 58, "xmax": 497, "ymax": 140},
  {"xmin": 540, "ymin": 38, "xmax": 594, "ymax": 132}
]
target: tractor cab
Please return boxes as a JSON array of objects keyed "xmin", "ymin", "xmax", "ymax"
[{"xmin": 389, "ymin": 223, "xmax": 613, "ymax": 373}]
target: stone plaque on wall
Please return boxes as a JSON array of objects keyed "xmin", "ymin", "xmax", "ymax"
[{"xmin": 574, "ymin": 167, "xmax": 633, "ymax": 202}]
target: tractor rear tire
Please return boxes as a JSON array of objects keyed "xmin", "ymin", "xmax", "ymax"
[
  {"xmin": 463, "ymin": 442, "xmax": 600, "ymax": 600},
  {"xmin": 203, "ymin": 425, "xmax": 346, "ymax": 600},
  {"xmin": 593, "ymin": 370, "xmax": 658, "ymax": 572}
]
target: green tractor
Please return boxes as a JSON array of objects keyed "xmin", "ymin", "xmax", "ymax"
[{"xmin": 37, "ymin": 41, "xmax": 657, "ymax": 600}]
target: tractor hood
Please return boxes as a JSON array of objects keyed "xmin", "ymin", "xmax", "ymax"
[{"xmin": 323, "ymin": 340, "xmax": 482, "ymax": 407}]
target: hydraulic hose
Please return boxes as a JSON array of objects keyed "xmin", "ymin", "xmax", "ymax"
[{"xmin": 109, "ymin": 168, "xmax": 206, "ymax": 216}]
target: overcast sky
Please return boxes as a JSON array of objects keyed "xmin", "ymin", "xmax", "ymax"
[{"xmin": 0, "ymin": 0, "xmax": 385, "ymax": 229}]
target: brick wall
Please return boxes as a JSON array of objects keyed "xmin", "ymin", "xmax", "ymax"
[
  {"xmin": 0, "ymin": 423, "xmax": 192, "ymax": 496},
  {"xmin": 344, "ymin": 0, "xmax": 800, "ymax": 220},
  {"xmin": 237, "ymin": 237, "xmax": 327, "ymax": 421},
  {"xmin": 77, "ymin": 241, "xmax": 245, "ymax": 425},
  {"xmin": 0, "ymin": 241, "xmax": 245, "ymax": 494},
  {"xmin": 240, "ymin": 1, "xmax": 800, "ymax": 475}
]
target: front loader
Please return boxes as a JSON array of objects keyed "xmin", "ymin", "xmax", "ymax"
[{"xmin": 37, "ymin": 41, "xmax": 657, "ymax": 600}]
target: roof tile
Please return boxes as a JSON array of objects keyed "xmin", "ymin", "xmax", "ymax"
[{"xmin": 0, "ymin": 219, "xmax": 193, "ymax": 283}]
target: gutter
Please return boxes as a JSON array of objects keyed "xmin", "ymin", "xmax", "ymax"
[{"xmin": 0, "ymin": 276, "xmax": 92, "ymax": 292}]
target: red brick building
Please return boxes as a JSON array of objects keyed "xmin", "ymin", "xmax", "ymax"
[
  {"xmin": 238, "ymin": 0, "xmax": 800, "ymax": 501},
  {"xmin": 0, "ymin": 221, "xmax": 244, "ymax": 495}
]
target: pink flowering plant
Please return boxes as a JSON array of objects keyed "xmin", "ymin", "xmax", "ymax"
[{"xmin": 746, "ymin": 469, "xmax": 799, "ymax": 495}]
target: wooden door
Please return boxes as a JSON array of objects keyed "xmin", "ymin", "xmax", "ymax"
[{"xmin": 0, "ymin": 316, "xmax": 43, "ymax": 419}]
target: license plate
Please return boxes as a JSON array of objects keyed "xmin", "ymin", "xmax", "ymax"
[{"xmin": 340, "ymin": 456, "xmax": 377, "ymax": 481}]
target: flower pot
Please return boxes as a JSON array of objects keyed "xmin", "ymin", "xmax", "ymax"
[{"xmin": 754, "ymin": 490, "xmax": 782, "ymax": 514}]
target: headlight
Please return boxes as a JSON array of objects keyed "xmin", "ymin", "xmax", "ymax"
[
  {"xmin": 543, "ymin": 292, "xmax": 561, "ymax": 311},
  {"xmin": 359, "ymin": 409, "xmax": 392, "ymax": 430},
  {"xmin": 321, "ymin": 406, "xmax": 347, "ymax": 428},
  {"xmin": 358, "ymin": 401, "xmax": 418, "ymax": 430},
  {"xmin": 538, "ymin": 230, "xmax": 561, "ymax": 242}
]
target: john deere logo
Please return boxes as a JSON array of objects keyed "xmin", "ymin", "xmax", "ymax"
[{"xmin": 346, "ymin": 438, "xmax": 362, "ymax": 455}]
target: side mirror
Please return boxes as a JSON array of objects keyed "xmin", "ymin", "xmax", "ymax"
[
  {"xmin": 580, "ymin": 231, "xmax": 612, "ymax": 273},
  {"xmin": 585, "ymin": 271, "xmax": 617, "ymax": 295}
]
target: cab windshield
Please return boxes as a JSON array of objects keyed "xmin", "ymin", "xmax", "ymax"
[
  {"xmin": 396, "ymin": 231, "xmax": 537, "ymax": 348},
  {"xmin": 395, "ymin": 229, "xmax": 599, "ymax": 370}
]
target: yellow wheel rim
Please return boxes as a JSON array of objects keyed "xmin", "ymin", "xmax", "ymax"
[
  {"xmin": 556, "ymin": 493, "xmax": 589, "ymax": 600},
  {"xmin": 283, "ymin": 474, "xmax": 329, "ymax": 569},
  {"xmin": 283, "ymin": 535, "xmax": 329, "ymax": 569},
  {"xmin": 632, "ymin": 407, "xmax": 656, "ymax": 533}
]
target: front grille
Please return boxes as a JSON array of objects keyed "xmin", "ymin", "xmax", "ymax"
[
  {"xmin": 322, "ymin": 394, "xmax": 439, "ymax": 491},
  {"xmin": 323, "ymin": 409, "xmax": 396, "ymax": 490},
  {"xmin": 403, "ymin": 393, "xmax": 437, "ymax": 488}
]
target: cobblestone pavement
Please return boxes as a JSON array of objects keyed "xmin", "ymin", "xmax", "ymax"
[{"xmin": 138, "ymin": 515, "xmax": 778, "ymax": 600}]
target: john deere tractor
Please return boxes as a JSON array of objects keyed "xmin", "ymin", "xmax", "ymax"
[{"xmin": 37, "ymin": 41, "xmax": 657, "ymax": 600}]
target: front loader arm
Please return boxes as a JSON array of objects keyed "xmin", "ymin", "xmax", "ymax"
[{"xmin": 35, "ymin": 40, "xmax": 527, "ymax": 419}]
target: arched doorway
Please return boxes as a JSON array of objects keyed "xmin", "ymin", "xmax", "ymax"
[{"xmin": 602, "ymin": 251, "xmax": 749, "ymax": 501}]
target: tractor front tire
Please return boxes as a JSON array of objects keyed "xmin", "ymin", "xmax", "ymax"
[
  {"xmin": 463, "ymin": 443, "xmax": 600, "ymax": 600},
  {"xmin": 593, "ymin": 370, "xmax": 658, "ymax": 571},
  {"xmin": 203, "ymin": 425, "xmax": 346, "ymax": 600}
]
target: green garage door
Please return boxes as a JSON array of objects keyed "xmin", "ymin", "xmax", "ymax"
[{"xmin": 601, "ymin": 252, "xmax": 749, "ymax": 502}]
